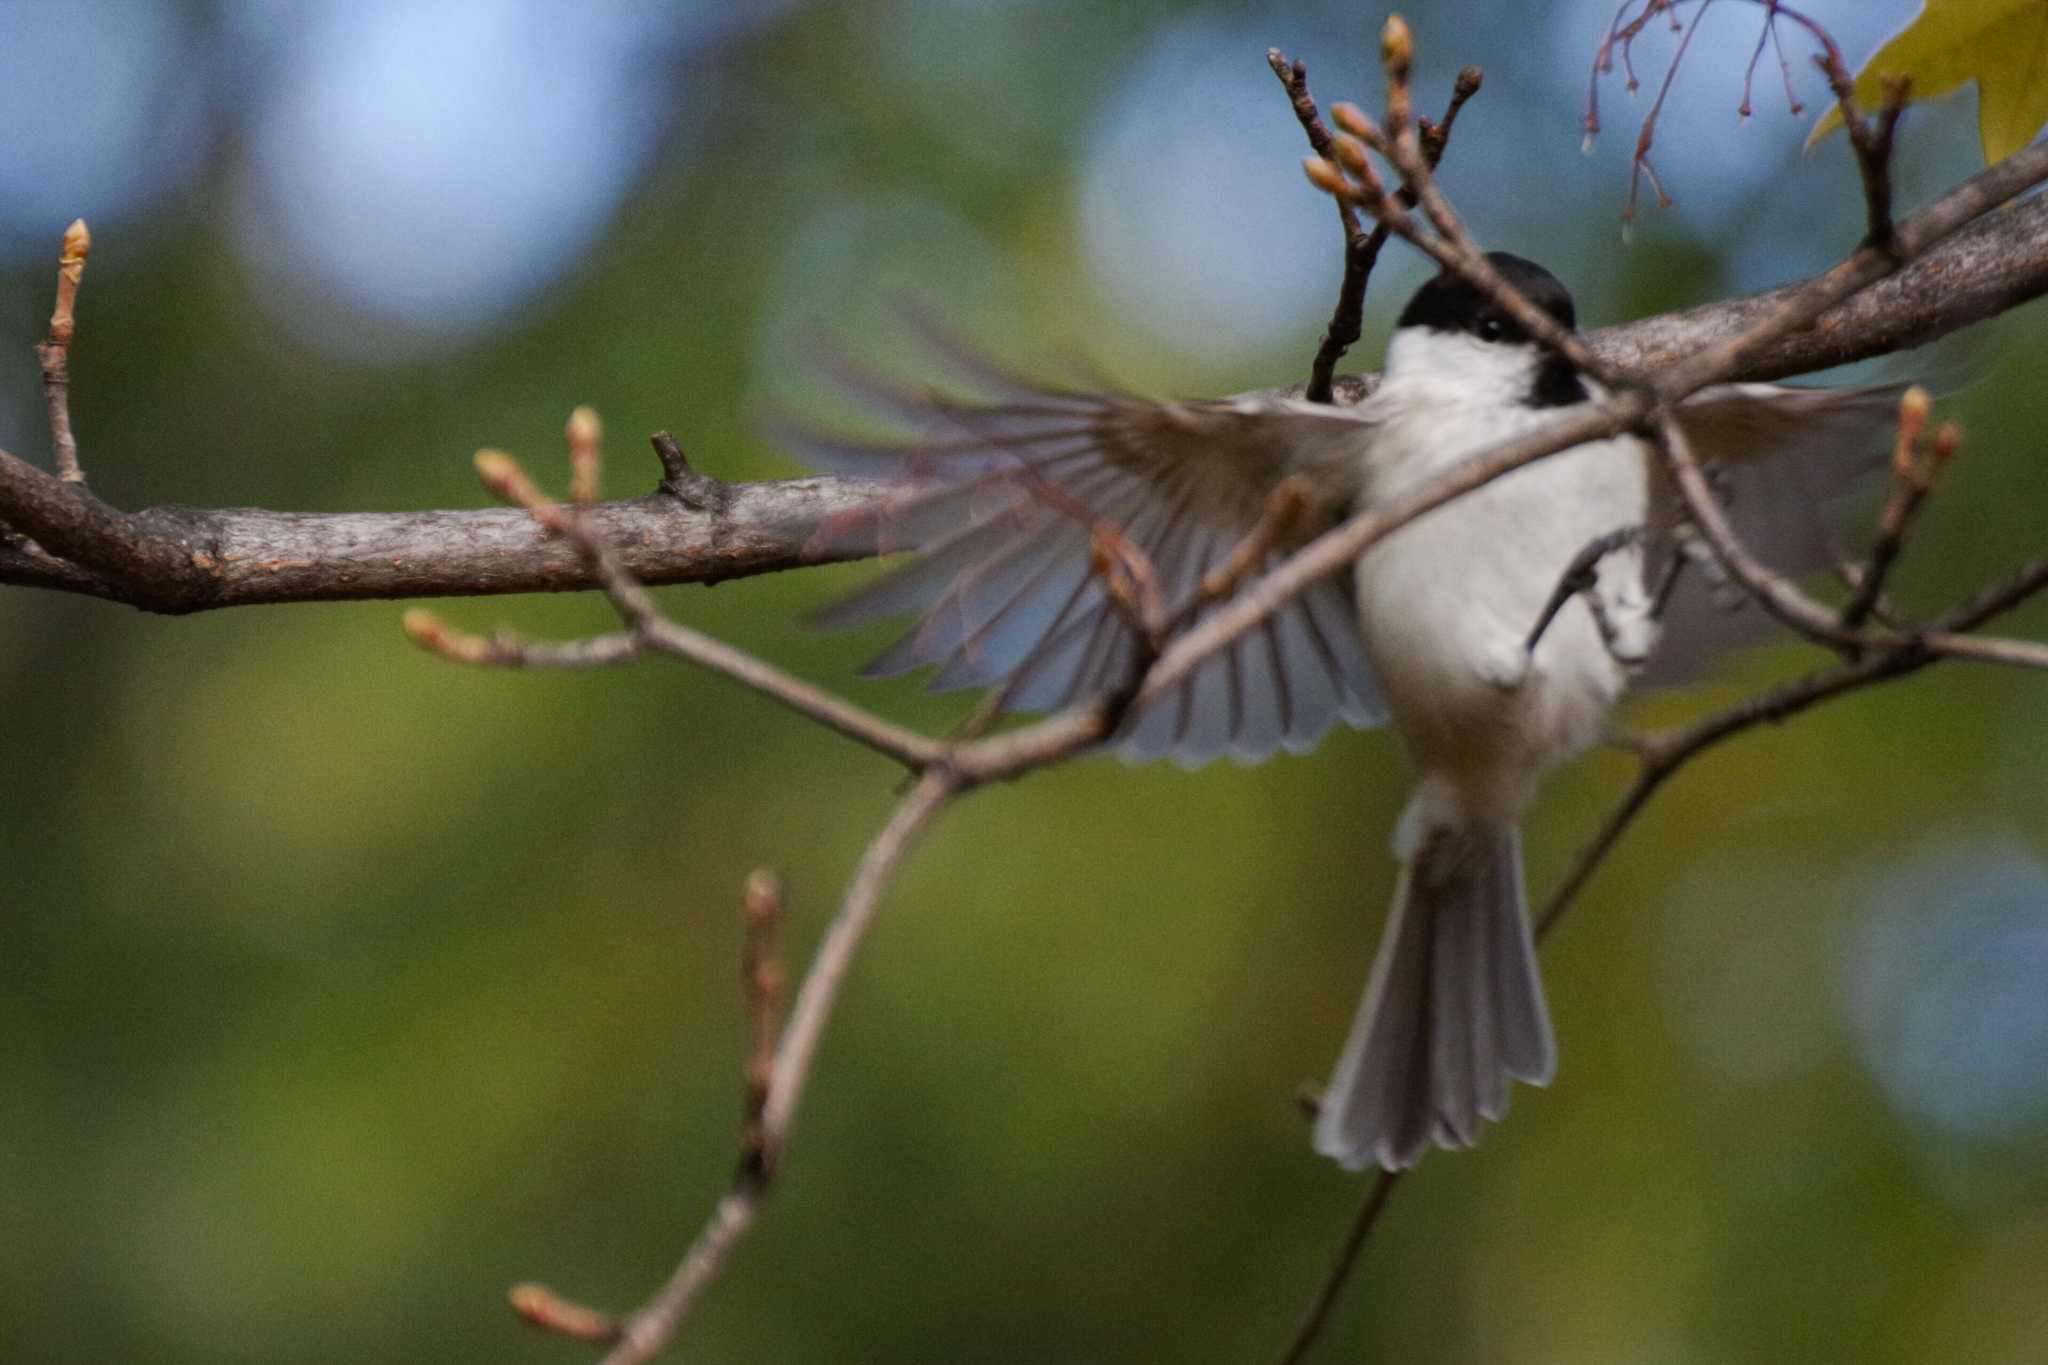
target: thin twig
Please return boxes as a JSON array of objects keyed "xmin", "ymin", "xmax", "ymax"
[
  {"xmin": 1839, "ymin": 390, "xmax": 1947, "ymax": 631},
  {"xmin": 402, "ymin": 610, "xmax": 645, "ymax": 669},
  {"xmin": 1311, "ymin": 40, "xmax": 1609, "ymax": 384},
  {"xmin": 469, "ymin": 449, "xmax": 947, "ymax": 771},
  {"xmin": 521, "ymin": 774, "xmax": 959, "ymax": 1365},
  {"xmin": 1644, "ymin": 415, "xmax": 2037, "ymax": 676},
  {"xmin": 1271, "ymin": 45, "xmax": 1483, "ymax": 404},
  {"xmin": 756, "ymin": 771, "xmax": 958, "ymax": 1138},
  {"xmin": 1943, "ymin": 557, "xmax": 2048, "ymax": 630},
  {"xmin": 1268, "ymin": 50, "xmax": 1365, "ymax": 407},
  {"xmin": 1587, "ymin": 1, "xmax": 1850, "ymax": 216},
  {"xmin": 1623, "ymin": 0, "xmax": 1716, "ymax": 221},
  {"xmin": 1421, "ymin": 67, "xmax": 1483, "ymax": 166},
  {"xmin": 1649, "ymin": 412, "xmax": 1866, "ymax": 651},
  {"xmin": 1539, "ymin": 631, "xmax": 1962, "ymax": 940},
  {"xmin": 601, "ymin": 560, "xmax": 948, "ymax": 768},
  {"xmin": 1188, "ymin": 474, "xmax": 1322, "ymax": 623},
  {"xmin": 37, "ymin": 219, "xmax": 90, "ymax": 485},
  {"xmin": 1915, "ymin": 631, "xmax": 2048, "ymax": 671},
  {"xmin": 1275, "ymin": 1171, "xmax": 1402, "ymax": 1365},
  {"xmin": 1819, "ymin": 54, "xmax": 1910, "ymax": 256},
  {"xmin": 738, "ymin": 869, "xmax": 787, "ymax": 1183}
]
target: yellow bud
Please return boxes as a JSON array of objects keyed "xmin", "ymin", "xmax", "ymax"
[
  {"xmin": 401, "ymin": 608, "xmax": 444, "ymax": 646},
  {"xmin": 506, "ymin": 1284, "xmax": 618, "ymax": 1343},
  {"xmin": 1303, "ymin": 157, "xmax": 1352, "ymax": 198},
  {"xmin": 473, "ymin": 447, "xmax": 519, "ymax": 493},
  {"xmin": 1898, "ymin": 385, "xmax": 1931, "ymax": 431},
  {"xmin": 565, "ymin": 405, "xmax": 603, "ymax": 503},
  {"xmin": 1331, "ymin": 101, "xmax": 1378, "ymax": 142},
  {"xmin": 1381, "ymin": 15, "xmax": 1414, "ymax": 77},
  {"xmin": 745, "ymin": 869, "xmax": 785, "ymax": 923},
  {"xmin": 402, "ymin": 609, "xmax": 495, "ymax": 665},
  {"xmin": 565, "ymin": 405, "xmax": 602, "ymax": 447},
  {"xmin": 474, "ymin": 448, "xmax": 554, "ymax": 515}
]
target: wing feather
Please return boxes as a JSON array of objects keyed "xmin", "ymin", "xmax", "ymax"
[
  {"xmin": 1644, "ymin": 381, "xmax": 1904, "ymax": 685},
  {"xmin": 780, "ymin": 369, "xmax": 1389, "ymax": 766}
]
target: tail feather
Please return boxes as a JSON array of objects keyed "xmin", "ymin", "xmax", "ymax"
[
  {"xmin": 1489, "ymin": 832, "xmax": 1554, "ymax": 1085},
  {"xmin": 1313, "ymin": 823, "xmax": 1555, "ymax": 1171},
  {"xmin": 1430, "ymin": 881, "xmax": 1480, "ymax": 1147}
]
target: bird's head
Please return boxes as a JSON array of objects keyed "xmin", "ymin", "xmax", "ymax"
[{"xmin": 1384, "ymin": 251, "xmax": 1586, "ymax": 409}]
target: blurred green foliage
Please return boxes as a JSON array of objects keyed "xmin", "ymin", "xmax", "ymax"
[{"xmin": 5, "ymin": 3, "xmax": 2047, "ymax": 1363}]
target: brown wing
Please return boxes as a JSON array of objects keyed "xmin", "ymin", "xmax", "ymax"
[{"xmin": 778, "ymin": 371, "xmax": 1385, "ymax": 767}]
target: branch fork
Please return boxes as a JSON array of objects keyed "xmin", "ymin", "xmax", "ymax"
[{"xmin": 1269, "ymin": 34, "xmax": 1482, "ymax": 403}]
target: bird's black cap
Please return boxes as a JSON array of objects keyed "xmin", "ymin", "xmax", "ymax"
[
  {"xmin": 1396, "ymin": 251, "xmax": 1578, "ymax": 341},
  {"xmin": 1395, "ymin": 252, "xmax": 1585, "ymax": 407}
]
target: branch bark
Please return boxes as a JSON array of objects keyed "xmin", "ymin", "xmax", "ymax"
[{"xmin": 3, "ymin": 192, "xmax": 2044, "ymax": 613}]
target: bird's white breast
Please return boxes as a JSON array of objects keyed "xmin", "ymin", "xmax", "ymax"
[{"xmin": 1350, "ymin": 336, "xmax": 1652, "ymax": 824}]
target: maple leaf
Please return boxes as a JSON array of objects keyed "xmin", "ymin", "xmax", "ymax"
[{"xmin": 1809, "ymin": 0, "xmax": 2048, "ymax": 162}]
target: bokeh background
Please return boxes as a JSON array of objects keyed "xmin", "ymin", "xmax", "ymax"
[{"xmin": 5, "ymin": 2, "xmax": 2047, "ymax": 1362}]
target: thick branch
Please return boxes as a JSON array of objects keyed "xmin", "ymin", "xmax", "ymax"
[
  {"xmin": 1596, "ymin": 191, "xmax": 2048, "ymax": 379},
  {"xmin": 4, "ymin": 190, "xmax": 2045, "ymax": 613},
  {"xmin": 0, "ymin": 445, "xmax": 212, "ymax": 603},
  {"xmin": 0, "ymin": 476, "xmax": 879, "ymax": 611}
]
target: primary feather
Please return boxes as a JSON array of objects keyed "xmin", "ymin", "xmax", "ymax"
[{"xmin": 780, "ymin": 377, "xmax": 1390, "ymax": 767}]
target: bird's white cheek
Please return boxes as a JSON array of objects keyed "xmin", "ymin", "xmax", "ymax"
[{"xmin": 1380, "ymin": 328, "xmax": 1539, "ymax": 409}]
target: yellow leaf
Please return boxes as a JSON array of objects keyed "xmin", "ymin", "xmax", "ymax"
[{"xmin": 1808, "ymin": 0, "xmax": 2048, "ymax": 162}]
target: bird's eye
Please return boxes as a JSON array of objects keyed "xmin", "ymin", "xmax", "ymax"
[{"xmin": 1477, "ymin": 317, "xmax": 1506, "ymax": 342}]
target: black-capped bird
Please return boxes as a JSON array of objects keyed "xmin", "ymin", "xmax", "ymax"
[{"xmin": 782, "ymin": 252, "xmax": 1901, "ymax": 1171}]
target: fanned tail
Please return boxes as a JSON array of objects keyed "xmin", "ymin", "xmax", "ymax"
[{"xmin": 1312, "ymin": 815, "xmax": 1555, "ymax": 1171}]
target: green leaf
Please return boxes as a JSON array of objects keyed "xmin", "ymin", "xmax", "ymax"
[{"xmin": 1808, "ymin": 0, "xmax": 2048, "ymax": 162}]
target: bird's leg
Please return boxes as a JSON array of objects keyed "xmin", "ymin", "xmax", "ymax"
[
  {"xmin": 1647, "ymin": 531, "xmax": 1693, "ymax": 622},
  {"xmin": 1524, "ymin": 526, "xmax": 1646, "ymax": 660}
]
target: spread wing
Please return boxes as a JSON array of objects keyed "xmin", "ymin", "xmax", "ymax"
[
  {"xmin": 1644, "ymin": 381, "xmax": 1906, "ymax": 685},
  {"xmin": 777, "ymin": 367, "xmax": 1387, "ymax": 767}
]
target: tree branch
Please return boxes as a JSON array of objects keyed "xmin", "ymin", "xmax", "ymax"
[
  {"xmin": 1268, "ymin": 47, "xmax": 1481, "ymax": 404},
  {"xmin": 595, "ymin": 772, "xmax": 958, "ymax": 1365},
  {"xmin": 1155, "ymin": 139, "xmax": 2048, "ymax": 727},
  {"xmin": 4, "ymin": 190, "xmax": 2045, "ymax": 613},
  {"xmin": 456, "ymin": 448, "xmax": 946, "ymax": 771}
]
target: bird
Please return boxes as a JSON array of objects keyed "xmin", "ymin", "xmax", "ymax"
[{"xmin": 779, "ymin": 251, "xmax": 1902, "ymax": 1172}]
